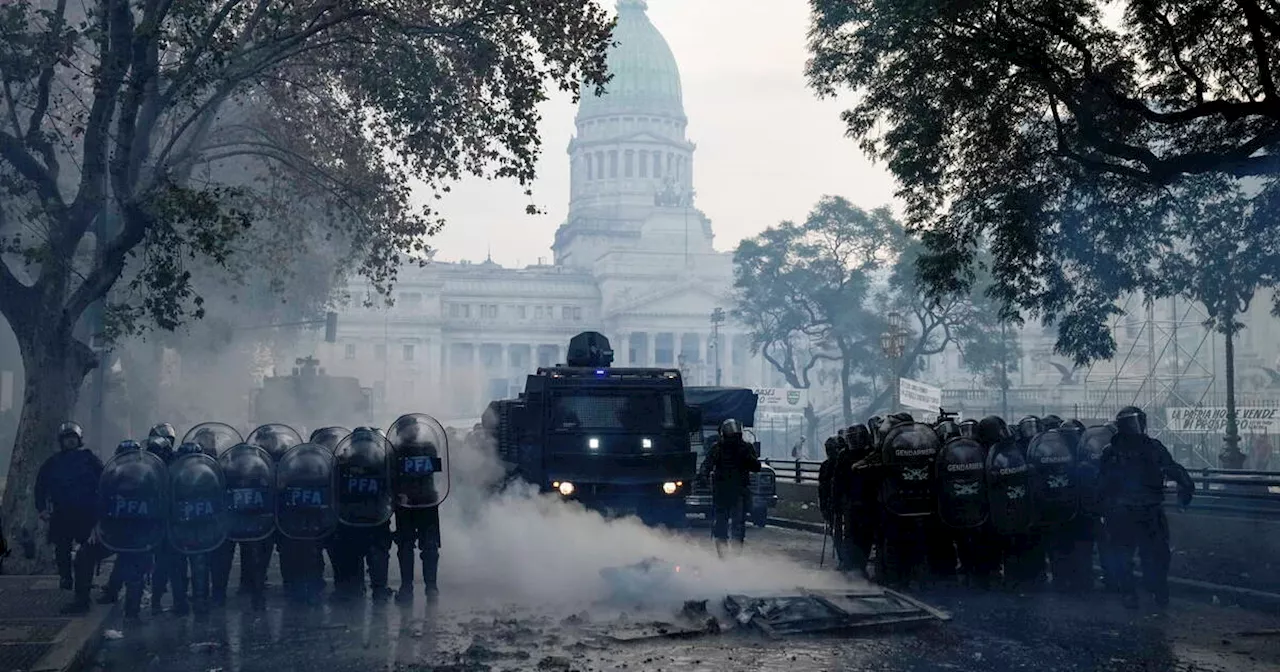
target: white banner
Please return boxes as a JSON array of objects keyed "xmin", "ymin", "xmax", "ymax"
[
  {"xmin": 1166, "ymin": 407, "xmax": 1280, "ymax": 434},
  {"xmin": 899, "ymin": 377, "xmax": 942, "ymax": 412},
  {"xmin": 752, "ymin": 387, "xmax": 808, "ymax": 413}
]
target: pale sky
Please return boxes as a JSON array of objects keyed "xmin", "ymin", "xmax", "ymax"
[{"xmin": 421, "ymin": 0, "xmax": 900, "ymax": 266}]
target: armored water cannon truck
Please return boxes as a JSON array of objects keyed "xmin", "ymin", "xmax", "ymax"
[
  {"xmin": 250, "ymin": 356, "xmax": 373, "ymax": 435},
  {"xmin": 484, "ymin": 332, "xmax": 698, "ymax": 526}
]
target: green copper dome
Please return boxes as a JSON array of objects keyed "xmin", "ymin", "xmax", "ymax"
[{"xmin": 578, "ymin": 0, "xmax": 684, "ymax": 121}]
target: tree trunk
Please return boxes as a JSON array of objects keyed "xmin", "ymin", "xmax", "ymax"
[
  {"xmin": 840, "ymin": 353, "xmax": 854, "ymax": 426},
  {"xmin": 803, "ymin": 403, "xmax": 817, "ymax": 454},
  {"xmin": 0, "ymin": 329, "xmax": 97, "ymax": 574},
  {"xmin": 1220, "ymin": 324, "xmax": 1245, "ymax": 469}
]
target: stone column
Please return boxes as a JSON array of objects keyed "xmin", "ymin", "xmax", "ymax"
[{"xmin": 724, "ymin": 333, "xmax": 735, "ymax": 386}]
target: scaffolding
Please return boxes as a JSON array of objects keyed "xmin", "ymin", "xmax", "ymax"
[{"xmin": 1082, "ymin": 292, "xmax": 1219, "ymax": 467}]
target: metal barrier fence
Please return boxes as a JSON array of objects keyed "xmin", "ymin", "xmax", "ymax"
[{"xmin": 760, "ymin": 458, "xmax": 1280, "ymax": 517}]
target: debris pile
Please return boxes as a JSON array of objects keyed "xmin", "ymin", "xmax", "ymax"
[{"xmin": 725, "ymin": 588, "xmax": 950, "ymax": 637}]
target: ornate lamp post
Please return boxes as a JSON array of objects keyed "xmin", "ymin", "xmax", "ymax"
[{"xmin": 879, "ymin": 311, "xmax": 907, "ymax": 412}]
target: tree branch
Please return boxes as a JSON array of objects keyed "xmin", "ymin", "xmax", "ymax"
[
  {"xmin": 24, "ymin": 0, "xmax": 69, "ymax": 178},
  {"xmin": 0, "ymin": 130, "xmax": 66, "ymax": 214}
]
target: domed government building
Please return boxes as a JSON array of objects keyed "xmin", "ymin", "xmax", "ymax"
[{"xmin": 313, "ymin": 0, "xmax": 784, "ymax": 424}]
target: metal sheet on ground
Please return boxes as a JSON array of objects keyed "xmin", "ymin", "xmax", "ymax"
[{"xmin": 724, "ymin": 588, "xmax": 949, "ymax": 637}]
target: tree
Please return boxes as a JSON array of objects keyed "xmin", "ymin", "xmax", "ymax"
[
  {"xmin": 732, "ymin": 197, "xmax": 891, "ymax": 427},
  {"xmin": 733, "ymin": 197, "xmax": 1009, "ymax": 424},
  {"xmin": 0, "ymin": 0, "xmax": 612, "ymax": 570},
  {"xmin": 1153, "ymin": 178, "xmax": 1280, "ymax": 465},
  {"xmin": 805, "ymin": 0, "xmax": 1280, "ymax": 364}
]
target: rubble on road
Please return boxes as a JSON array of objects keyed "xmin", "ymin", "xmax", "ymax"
[
  {"xmin": 590, "ymin": 558, "xmax": 950, "ymax": 642},
  {"xmin": 724, "ymin": 588, "xmax": 950, "ymax": 637}
]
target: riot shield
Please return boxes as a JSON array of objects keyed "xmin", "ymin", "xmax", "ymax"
[
  {"xmin": 879, "ymin": 422, "xmax": 941, "ymax": 517},
  {"xmin": 310, "ymin": 426, "xmax": 350, "ymax": 453},
  {"xmin": 986, "ymin": 438, "xmax": 1034, "ymax": 535},
  {"xmin": 935, "ymin": 436, "xmax": 988, "ymax": 529},
  {"xmin": 97, "ymin": 450, "xmax": 168, "ymax": 553},
  {"xmin": 181, "ymin": 422, "xmax": 243, "ymax": 457},
  {"xmin": 275, "ymin": 443, "xmax": 339, "ymax": 540},
  {"xmin": 1076, "ymin": 425, "xmax": 1115, "ymax": 516},
  {"xmin": 218, "ymin": 443, "xmax": 277, "ymax": 542},
  {"xmin": 167, "ymin": 452, "xmax": 229, "ymax": 554},
  {"xmin": 387, "ymin": 413, "xmax": 451, "ymax": 509},
  {"xmin": 1026, "ymin": 430, "xmax": 1079, "ymax": 526},
  {"xmin": 247, "ymin": 423, "xmax": 304, "ymax": 462},
  {"xmin": 334, "ymin": 429, "xmax": 394, "ymax": 526}
]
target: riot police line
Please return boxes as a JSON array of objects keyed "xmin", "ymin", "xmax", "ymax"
[
  {"xmin": 816, "ymin": 407, "xmax": 1196, "ymax": 610},
  {"xmin": 50, "ymin": 414, "xmax": 450, "ymax": 619}
]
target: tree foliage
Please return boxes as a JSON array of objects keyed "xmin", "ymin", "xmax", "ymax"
[
  {"xmin": 733, "ymin": 196, "xmax": 1009, "ymax": 422},
  {"xmin": 0, "ymin": 0, "xmax": 612, "ymax": 570},
  {"xmin": 806, "ymin": 0, "xmax": 1280, "ymax": 364}
]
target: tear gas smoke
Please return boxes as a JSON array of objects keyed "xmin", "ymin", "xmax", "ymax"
[{"xmin": 438, "ymin": 431, "xmax": 858, "ymax": 612}]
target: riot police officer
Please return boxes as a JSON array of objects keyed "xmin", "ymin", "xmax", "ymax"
[
  {"xmin": 333, "ymin": 427, "xmax": 395, "ymax": 602},
  {"xmin": 168, "ymin": 441, "xmax": 227, "ymax": 615},
  {"xmin": 1100, "ymin": 406, "xmax": 1194, "ymax": 609},
  {"xmin": 836, "ymin": 425, "xmax": 876, "ymax": 579},
  {"xmin": 35, "ymin": 421, "xmax": 104, "ymax": 612},
  {"xmin": 107, "ymin": 441, "xmax": 154, "ymax": 620},
  {"xmin": 818, "ymin": 437, "xmax": 841, "ymax": 568},
  {"xmin": 697, "ymin": 419, "xmax": 761, "ymax": 557},
  {"xmin": 142, "ymin": 435, "xmax": 177, "ymax": 613},
  {"xmin": 387, "ymin": 415, "xmax": 447, "ymax": 604}
]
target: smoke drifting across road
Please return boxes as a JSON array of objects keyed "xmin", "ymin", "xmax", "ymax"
[{"xmin": 436, "ymin": 432, "xmax": 855, "ymax": 611}]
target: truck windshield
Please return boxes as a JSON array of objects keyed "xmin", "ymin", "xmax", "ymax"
[{"xmin": 551, "ymin": 391, "xmax": 679, "ymax": 432}]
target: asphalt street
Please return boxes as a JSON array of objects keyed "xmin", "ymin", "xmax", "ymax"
[{"xmin": 90, "ymin": 524, "xmax": 1280, "ymax": 672}]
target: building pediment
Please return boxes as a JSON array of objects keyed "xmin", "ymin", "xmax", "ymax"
[{"xmin": 605, "ymin": 280, "xmax": 731, "ymax": 319}]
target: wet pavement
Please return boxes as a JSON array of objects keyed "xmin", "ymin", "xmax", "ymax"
[{"xmin": 90, "ymin": 526, "xmax": 1280, "ymax": 672}]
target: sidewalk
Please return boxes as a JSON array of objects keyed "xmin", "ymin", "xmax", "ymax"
[{"xmin": 0, "ymin": 575, "xmax": 116, "ymax": 672}]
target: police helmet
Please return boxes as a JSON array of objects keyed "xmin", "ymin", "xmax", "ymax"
[
  {"xmin": 309, "ymin": 426, "xmax": 350, "ymax": 452},
  {"xmin": 1059, "ymin": 419, "xmax": 1085, "ymax": 444},
  {"xmin": 115, "ymin": 439, "xmax": 142, "ymax": 455},
  {"xmin": 148, "ymin": 423, "xmax": 177, "ymax": 443},
  {"xmin": 889, "ymin": 412, "xmax": 914, "ymax": 426},
  {"xmin": 824, "ymin": 437, "xmax": 841, "ymax": 459},
  {"xmin": 1016, "ymin": 415, "xmax": 1043, "ymax": 440},
  {"xmin": 176, "ymin": 441, "xmax": 205, "ymax": 455},
  {"xmin": 977, "ymin": 415, "xmax": 1012, "ymax": 447},
  {"xmin": 935, "ymin": 419, "xmax": 961, "ymax": 443},
  {"xmin": 719, "ymin": 419, "xmax": 743, "ymax": 440},
  {"xmin": 57, "ymin": 421, "xmax": 84, "ymax": 447},
  {"xmin": 1041, "ymin": 414, "xmax": 1064, "ymax": 431},
  {"xmin": 846, "ymin": 425, "xmax": 872, "ymax": 454},
  {"xmin": 958, "ymin": 419, "xmax": 979, "ymax": 439},
  {"xmin": 1115, "ymin": 406, "xmax": 1147, "ymax": 435},
  {"xmin": 143, "ymin": 435, "xmax": 174, "ymax": 462}
]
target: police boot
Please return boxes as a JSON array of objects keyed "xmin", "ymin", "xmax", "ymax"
[
  {"xmin": 123, "ymin": 583, "xmax": 143, "ymax": 621},
  {"xmin": 423, "ymin": 547, "xmax": 440, "ymax": 602},
  {"xmin": 714, "ymin": 539, "xmax": 727, "ymax": 559},
  {"xmin": 396, "ymin": 547, "xmax": 415, "ymax": 605}
]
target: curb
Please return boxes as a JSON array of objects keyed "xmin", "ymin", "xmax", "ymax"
[
  {"xmin": 31, "ymin": 602, "xmax": 118, "ymax": 672},
  {"xmin": 766, "ymin": 516, "xmax": 1280, "ymax": 613}
]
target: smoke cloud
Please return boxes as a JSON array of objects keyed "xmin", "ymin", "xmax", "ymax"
[{"xmin": 436, "ymin": 430, "xmax": 856, "ymax": 613}]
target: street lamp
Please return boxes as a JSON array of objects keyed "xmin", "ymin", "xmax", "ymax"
[
  {"xmin": 880, "ymin": 311, "xmax": 907, "ymax": 412},
  {"xmin": 710, "ymin": 307, "xmax": 726, "ymax": 386}
]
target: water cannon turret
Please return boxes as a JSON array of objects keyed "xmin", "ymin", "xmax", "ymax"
[{"xmin": 566, "ymin": 331, "xmax": 614, "ymax": 368}]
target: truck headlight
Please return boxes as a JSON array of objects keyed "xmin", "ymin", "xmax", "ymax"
[
  {"xmin": 557, "ymin": 481, "xmax": 575, "ymax": 496},
  {"xmin": 662, "ymin": 481, "xmax": 678, "ymax": 495},
  {"xmin": 588, "ymin": 437, "xmax": 600, "ymax": 450},
  {"xmin": 642, "ymin": 438, "xmax": 653, "ymax": 449}
]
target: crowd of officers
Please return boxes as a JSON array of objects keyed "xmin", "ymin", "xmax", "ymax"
[
  {"xmin": 816, "ymin": 406, "xmax": 1195, "ymax": 610},
  {"xmin": 32, "ymin": 415, "xmax": 447, "ymax": 620}
]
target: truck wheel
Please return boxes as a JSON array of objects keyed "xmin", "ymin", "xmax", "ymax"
[{"xmin": 752, "ymin": 506, "xmax": 768, "ymax": 528}]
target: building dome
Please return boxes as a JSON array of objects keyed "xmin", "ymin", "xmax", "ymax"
[{"xmin": 577, "ymin": 0, "xmax": 684, "ymax": 121}]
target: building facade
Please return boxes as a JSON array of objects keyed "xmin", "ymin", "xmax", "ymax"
[{"xmin": 308, "ymin": 0, "xmax": 780, "ymax": 424}]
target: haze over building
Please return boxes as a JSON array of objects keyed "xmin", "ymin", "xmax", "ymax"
[{"xmin": 310, "ymin": 1, "xmax": 786, "ymax": 425}]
